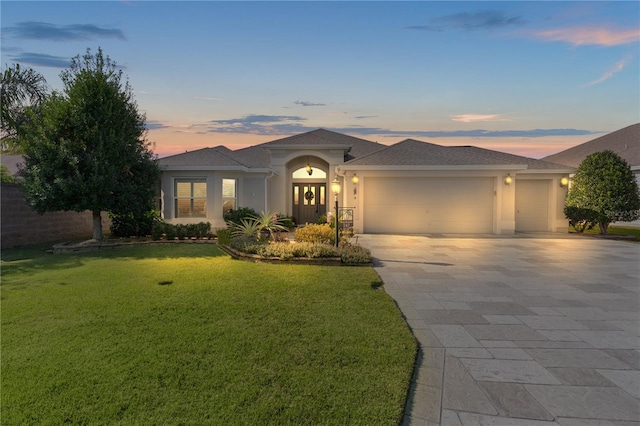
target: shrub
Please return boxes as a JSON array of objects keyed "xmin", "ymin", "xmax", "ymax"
[
  {"xmin": 279, "ymin": 216, "xmax": 295, "ymax": 230},
  {"xmin": 564, "ymin": 206, "xmax": 599, "ymax": 233},
  {"xmin": 109, "ymin": 210, "xmax": 159, "ymax": 238},
  {"xmin": 295, "ymin": 224, "xmax": 334, "ymax": 245},
  {"xmin": 229, "ymin": 236, "xmax": 265, "ymax": 254},
  {"xmin": 216, "ymin": 228, "xmax": 233, "ymax": 245},
  {"xmin": 150, "ymin": 220, "xmax": 212, "ymax": 240},
  {"xmin": 224, "ymin": 207, "xmax": 258, "ymax": 224},
  {"xmin": 339, "ymin": 245, "xmax": 372, "ymax": 264}
]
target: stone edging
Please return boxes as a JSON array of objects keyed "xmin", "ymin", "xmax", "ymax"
[
  {"xmin": 218, "ymin": 244, "xmax": 344, "ymax": 266},
  {"xmin": 52, "ymin": 238, "xmax": 217, "ymax": 253}
]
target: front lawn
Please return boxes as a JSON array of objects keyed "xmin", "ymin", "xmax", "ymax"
[{"xmin": 1, "ymin": 244, "xmax": 416, "ymax": 425}]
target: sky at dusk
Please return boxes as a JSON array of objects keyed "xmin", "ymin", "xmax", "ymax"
[{"xmin": 2, "ymin": 1, "xmax": 639, "ymax": 158}]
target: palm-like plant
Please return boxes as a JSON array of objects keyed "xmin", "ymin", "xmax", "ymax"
[
  {"xmin": 1, "ymin": 64, "xmax": 49, "ymax": 152},
  {"xmin": 255, "ymin": 210, "xmax": 288, "ymax": 241},
  {"xmin": 228, "ymin": 218, "xmax": 261, "ymax": 240}
]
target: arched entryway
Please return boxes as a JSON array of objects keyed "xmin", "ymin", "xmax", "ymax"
[{"xmin": 291, "ymin": 159, "xmax": 327, "ymax": 224}]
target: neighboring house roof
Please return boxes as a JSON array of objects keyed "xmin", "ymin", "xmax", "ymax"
[
  {"xmin": 343, "ymin": 139, "xmax": 571, "ymax": 170},
  {"xmin": 542, "ymin": 123, "xmax": 640, "ymax": 168}
]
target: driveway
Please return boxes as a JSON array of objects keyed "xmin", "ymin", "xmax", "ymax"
[{"xmin": 357, "ymin": 234, "xmax": 640, "ymax": 426}]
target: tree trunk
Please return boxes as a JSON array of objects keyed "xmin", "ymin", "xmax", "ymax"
[
  {"xmin": 599, "ymin": 222, "xmax": 609, "ymax": 235},
  {"xmin": 92, "ymin": 210, "xmax": 103, "ymax": 241}
]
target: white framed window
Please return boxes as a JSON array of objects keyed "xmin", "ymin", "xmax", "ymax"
[
  {"xmin": 222, "ymin": 178, "xmax": 236, "ymax": 216},
  {"xmin": 174, "ymin": 178, "xmax": 207, "ymax": 218}
]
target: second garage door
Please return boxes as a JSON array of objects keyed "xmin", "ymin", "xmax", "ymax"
[{"xmin": 363, "ymin": 177, "xmax": 494, "ymax": 234}]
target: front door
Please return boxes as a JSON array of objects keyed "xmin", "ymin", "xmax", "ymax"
[{"xmin": 293, "ymin": 183, "xmax": 326, "ymax": 225}]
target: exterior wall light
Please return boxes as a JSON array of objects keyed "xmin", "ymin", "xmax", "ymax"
[
  {"xmin": 352, "ymin": 174, "xmax": 358, "ymax": 199},
  {"xmin": 560, "ymin": 177, "xmax": 569, "ymax": 187},
  {"xmin": 504, "ymin": 174, "xmax": 513, "ymax": 185}
]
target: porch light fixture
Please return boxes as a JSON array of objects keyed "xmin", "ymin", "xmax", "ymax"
[
  {"xmin": 331, "ymin": 177, "xmax": 341, "ymax": 247},
  {"xmin": 305, "ymin": 158, "xmax": 313, "ymax": 176},
  {"xmin": 560, "ymin": 177, "xmax": 569, "ymax": 187},
  {"xmin": 352, "ymin": 174, "xmax": 359, "ymax": 184},
  {"xmin": 504, "ymin": 174, "xmax": 513, "ymax": 185}
]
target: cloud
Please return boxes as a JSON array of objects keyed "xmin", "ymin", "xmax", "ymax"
[
  {"xmin": 146, "ymin": 120, "xmax": 171, "ymax": 130},
  {"xmin": 200, "ymin": 115, "xmax": 595, "ymax": 139},
  {"xmin": 533, "ymin": 26, "xmax": 639, "ymax": 47},
  {"xmin": 406, "ymin": 10, "xmax": 524, "ymax": 32},
  {"xmin": 3, "ymin": 21, "xmax": 126, "ymax": 41},
  {"xmin": 195, "ymin": 96, "xmax": 223, "ymax": 101},
  {"xmin": 294, "ymin": 100, "xmax": 326, "ymax": 107},
  {"xmin": 451, "ymin": 114, "xmax": 509, "ymax": 123},
  {"xmin": 206, "ymin": 115, "xmax": 309, "ymax": 135},
  {"xmin": 586, "ymin": 56, "xmax": 632, "ymax": 86},
  {"xmin": 8, "ymin": 52, "xmax": 70, "ymax": 68},
  {"xmin": 354, "ymin": 115, "xmax": 377, "ymax": 120}
]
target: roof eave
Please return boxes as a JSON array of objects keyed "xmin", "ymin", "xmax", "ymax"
[
  {"xmin": 266, "ymin": 144, "xmax": 351, "ymax": 151},
  {"xmin": 338, "ymin": 164, "xmax": 530, "ymax": 171},
  {"xmin": 160, "ymin": 165, "xmax": 272, "ymax": 173}
]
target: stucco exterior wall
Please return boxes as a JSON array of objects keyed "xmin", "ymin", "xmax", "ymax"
[{"xmin": 160, "ymin": 170, "xmax": 268, "ymax": 229}]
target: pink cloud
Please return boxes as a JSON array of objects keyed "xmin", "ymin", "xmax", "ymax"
[
  {"xmin": 587, "ymin": 56, "xmax": 632, "ymax": 86},
  {"xmin": 534, "ymin": 26, "xmax": 640, "ymax": 46}
]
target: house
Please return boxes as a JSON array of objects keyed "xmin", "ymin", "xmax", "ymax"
[
  {"xmin": 159, "ymin": 129, "xmax": 573, "ymax": 235},
  {"xmin": 542, "ymin": 123, "xmax": 640, "ymax": 227}
]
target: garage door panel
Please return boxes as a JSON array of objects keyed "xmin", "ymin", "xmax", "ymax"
[
  {"xmin": 515, "ymin": 180, "xmax": 549, "ymax": 232},
  {"xmin": 364, "ymin": 177, "xmax": 494, "ymax": 234}
]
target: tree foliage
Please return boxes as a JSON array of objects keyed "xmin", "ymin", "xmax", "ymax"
[
  {"xmin": 20, "ymin": 48, "xmax": 160, "ymax": 241},
  {"xmin": 1, "ymin": 64, "xmax": 49, "ymax": 152},
  {"xmin": 565, "ymin": 150, "xmax": 640, "ymax": 234}
]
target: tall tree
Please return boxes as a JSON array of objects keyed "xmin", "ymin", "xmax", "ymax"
[
  {"xmin": 20, "ymin": 48, "xmax": 160, "ymax": 241},
  {"xmin": 1, "ymin": 64, "xmax": 49, "ymax": 152},
  {"xmin": 565, "ymin": 150, "xmax": 640, "ymax": 234}
]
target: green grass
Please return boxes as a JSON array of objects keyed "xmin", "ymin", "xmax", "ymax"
[
  {"xmin": 1, "ymin": 244, "xmax": 417, "ymax": 425},
  {"xmin": 570, "ymin": 224, "xmax": 640, "ymax": 241}
]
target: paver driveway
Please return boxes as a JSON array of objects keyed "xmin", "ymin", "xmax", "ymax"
[{"xmin": 357, "ymin": 234, "xmax": 640, "ymax": 426}]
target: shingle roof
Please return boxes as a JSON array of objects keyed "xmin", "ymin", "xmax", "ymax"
[
  {"xmin": 261, "ymin": 129, "xmax": 385, "ymax": 159},
  {"xmin": 159, "ymin": 146, "xmax": 248, "ymax": 167},
  {"xmin": 159, "ymin": 129, "xmax": 385, "ymax": 168},
  {"xmin": 345, "ymin": 139, "xmax": 571, "ymax": 170},
  {"xmin": 542, "ymin": 123, "xmax": 639, "ymax": 168}
]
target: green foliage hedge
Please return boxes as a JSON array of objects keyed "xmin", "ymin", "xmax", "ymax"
[{"xmin": 151, "ymin": 221, "xmax": 213, "ymax": 240}]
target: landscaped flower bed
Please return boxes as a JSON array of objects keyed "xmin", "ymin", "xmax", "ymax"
[{"xmin": 219, "ymin": 213, "xmax": 373, "ymax": 265}]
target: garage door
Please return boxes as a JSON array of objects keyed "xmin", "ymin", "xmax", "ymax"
[
  {"xmin": 515, "ymin": 180, "xmax": 549, "ymax": 232},
  {"xmin": 363, "ymin": 177, "xmax": 494, "ymax": 234}
]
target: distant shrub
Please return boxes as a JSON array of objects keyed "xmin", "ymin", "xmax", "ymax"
[{"xmin": 295, "ymin": 224, "xmax": 334, "ymax": 245}]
